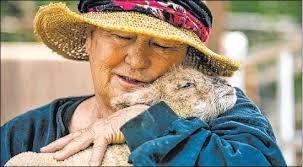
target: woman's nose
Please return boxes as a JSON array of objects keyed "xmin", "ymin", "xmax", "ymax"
[{"xmin": 124, "ymin": 41, "xmax": 151, "ymax": 69}]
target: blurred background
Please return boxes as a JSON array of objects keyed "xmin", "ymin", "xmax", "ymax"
[{"xmin": 1, "ymin": 1, "xmax": 302, "ymax": 166}]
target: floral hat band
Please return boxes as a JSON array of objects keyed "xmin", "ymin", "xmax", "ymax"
[{"xmin": 78, "ymin": 0, "xmax": 212, "ymax": 42}]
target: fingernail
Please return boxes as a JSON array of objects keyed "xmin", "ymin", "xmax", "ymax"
[{"xmin": 40, "ymin": 147, "xmax": 46, "ymax": 152}]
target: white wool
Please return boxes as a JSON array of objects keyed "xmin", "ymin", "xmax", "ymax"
[{"xmin": 6, "ymin": 145, "xmax": 131, "ymax": 166}]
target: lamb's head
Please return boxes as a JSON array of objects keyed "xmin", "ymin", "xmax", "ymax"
[{"xmin": 155, "ymin": 67, "xmax": 237, "ymax": 120}]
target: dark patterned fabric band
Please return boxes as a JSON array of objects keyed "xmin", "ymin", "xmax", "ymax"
[{"xmin": 78, "ymin": 0, "xmax": 213, "ymax": 42}]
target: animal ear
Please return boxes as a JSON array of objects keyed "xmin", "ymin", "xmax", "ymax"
[{"xmin": 177, "ymin": 82, "xmax": 196, "ymax": 89}]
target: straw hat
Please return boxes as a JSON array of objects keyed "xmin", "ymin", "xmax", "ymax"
[{"xmin": 33, "ymin": 1, "xmax": 240, "ymax": 77}]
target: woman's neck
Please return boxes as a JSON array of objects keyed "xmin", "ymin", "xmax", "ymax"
[
  {"xmin": 94, "ymin": 95, "xmax": 115, "ymax": 118},
  {"xmin": 69, "ymin": 95, "xmax": 114, "ymax": 133}
]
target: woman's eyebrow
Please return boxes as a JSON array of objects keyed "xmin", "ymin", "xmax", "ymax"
[{"xmin": 111, "ymin": 31, "xmax": 136, "ymax": 36}]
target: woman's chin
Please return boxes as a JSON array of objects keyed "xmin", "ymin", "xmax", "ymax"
[
  {"xmin": 107, "ymin": 82, "xmax": 132, "ymax": 100},
  {"xmin": 109, "ymin": 88, "xmax": 127, "ymax": 99}
]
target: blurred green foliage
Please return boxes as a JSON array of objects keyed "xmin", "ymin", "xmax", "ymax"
[
  {"xmin": 230, "ymin": 1, "xmax": 302, "ymax": 23},
  {"xmin": 1, "ymin": 32, "xmax": 36, "ymax": 42},
  {"xmin": 1, "ymin": 1, "xmax": 77, "ymax": 42},
  {"xmin": 1, "ymin": 1, "xmax": 23, "ymax": 18},
  {"xmin": 259, "ymin": 72, "xmax": 302, "ymax": 129},
  {"xmin": 262, "ymin": 73, "xmax": 302, "ymax": 103},
  {"xmin": 244, "ymin": 31, "xmax": 281, "ymax": 48},
  {"xmin": 34, "ymin": 1, "xmax": 77, "ymax": 11}
]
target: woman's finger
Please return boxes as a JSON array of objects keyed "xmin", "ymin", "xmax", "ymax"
[
  {"xmin": 89, "ymin": 137, "xmax": 109, "ymax": 166},
  {"xmin": 54, "ymin": 130, "xmax": 93, "ymax": 160},
  {"xmin": 40, "ymin": 132, "xmax": 81, "ymax": 153}
]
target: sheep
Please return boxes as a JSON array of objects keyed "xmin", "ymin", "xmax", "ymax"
[{"xmin": 5, "ymin": 66, "xmax": 237, "ymax": 166}]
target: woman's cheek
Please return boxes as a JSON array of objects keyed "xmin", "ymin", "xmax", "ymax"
[
  {"xmin": 94, "ymin": 42, "xmax": 126, "ymax": 66},
  {"xmin": 148, "ymin": 57, "xmax": 175, "ymax": 78},
  {"xmin": 97, "ymin": 67, "xmax": 112, "ymax": 93},
  {"xmin": 89, "ymin": 62, "xmax": 110, "ymax": 98}
]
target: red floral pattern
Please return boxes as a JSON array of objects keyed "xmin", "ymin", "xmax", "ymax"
[{"xmin": 88, "ymin": 0, "xmax": 211, "ymax": 42}]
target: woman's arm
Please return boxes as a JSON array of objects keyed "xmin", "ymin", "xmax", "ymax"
[{"xmin": 120, "ymin": 88, "xmax": 287, "ymax": 166}]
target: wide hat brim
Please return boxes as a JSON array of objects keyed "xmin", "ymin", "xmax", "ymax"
[{"xmin": 34, "ymin": 2, "xmax": 240, "ymax": 77}]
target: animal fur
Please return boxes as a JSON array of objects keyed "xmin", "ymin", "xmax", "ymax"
[{"xmin": 5, "ymin": 66, "xmax": 237, "ymax": 166}]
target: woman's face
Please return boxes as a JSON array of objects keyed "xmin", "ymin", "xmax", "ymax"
[{"xmin": 85, "ymin": 27, "xmax": 188, "ymax": 107}]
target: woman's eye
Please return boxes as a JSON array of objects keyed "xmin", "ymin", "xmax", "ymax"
[
  {"xmin": 153, "ymin": 42, "xmax": 172, "ymax": 49},
  {"xmin": 113, "ymin": 34, "xmax": 132, "ymax": 40}
]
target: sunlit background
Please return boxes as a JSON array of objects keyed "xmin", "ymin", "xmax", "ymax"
[{"xmin": 1, "ymin": 1, "xmax": 302, "ymax": 166}]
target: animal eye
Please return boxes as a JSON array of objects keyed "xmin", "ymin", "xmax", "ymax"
[{"xmin": 177, "ymin": 82, "xmax": 194, "ymax": 89}]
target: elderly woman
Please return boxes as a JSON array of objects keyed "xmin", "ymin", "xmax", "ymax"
[{"xmin": 1, "ymin": 0, "xmax": 286, "ymax": 166}]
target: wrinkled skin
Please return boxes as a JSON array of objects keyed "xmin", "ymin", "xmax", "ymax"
[{"xmin": 40, "ymin": 26, "xmax": 188, "ymax": 166}]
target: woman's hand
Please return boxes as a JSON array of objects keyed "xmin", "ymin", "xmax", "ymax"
[{"xmin": 40, "ymin": 104, "xmax": 149, "ymax": 166}]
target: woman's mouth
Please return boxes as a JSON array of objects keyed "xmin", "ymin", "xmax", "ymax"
[{"xmin": 116, "ymin": 74, "xmax": 146, "ymax": 89}]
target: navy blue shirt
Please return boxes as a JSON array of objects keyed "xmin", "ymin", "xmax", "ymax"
[{"xmin": 1, "ymin": 88, "xmax": 286, "ymax": 166}]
